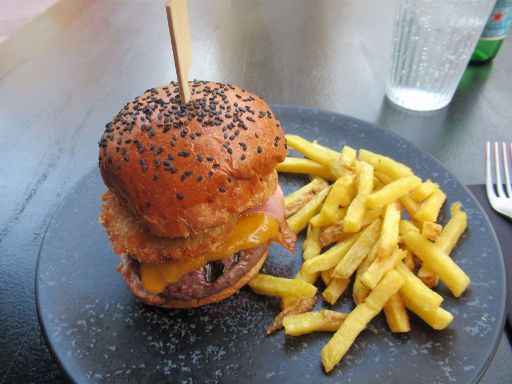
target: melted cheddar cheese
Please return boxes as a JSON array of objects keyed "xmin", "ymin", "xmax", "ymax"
[{"xmin": 140, "ymin": 214, "xmax": 279, "ymax": 294}]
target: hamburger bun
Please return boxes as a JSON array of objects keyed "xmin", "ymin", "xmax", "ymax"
[{"xmin": 99, "ymin": 81, "xmax": 287, "ymax": 238}]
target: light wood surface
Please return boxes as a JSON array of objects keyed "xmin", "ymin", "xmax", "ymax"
[{"xmin": 166, "ymin": 0, "xmax": 192, "ymax": 103}]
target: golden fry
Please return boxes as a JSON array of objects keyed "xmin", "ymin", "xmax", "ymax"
[
  {"xmin": 321, "ymin": 270, "xmax": 404, "ymax": 373},
  {"xmin": 418, "ymin": 202, "xmax": 467, "ymax": 288},
  {"xmin": 269, "ymin": 295, "xmax": 317, "ymax": 334},
  {"xmin": 359, "ymin": 149, "xmax": 413, "ymax": 180},
  {"xmin": 321, "ymin": 269, "xmax": 333, "ymax": 286},
  {"xmin": 403, "ymin": 249, "xmax": 415, "ymax": 271},
  {"xmin": 285, "ymin": 177, "xmax": 329, "ymax": 218},
  {"xmin": 362, "ymin": 248, "xmax": 406, "ymax": 289},
  {"xmin": 310, "ymin": 208, "xmax": 346, "ymax": 227},
  {"xmin": 287, "ymin": 187, "xmax": 331, "ymax": 232},
  {"xmin": 285, "ymin": 135, "xmax": 343, "ymax": 177},
  {"xmin": 395, "ymin": 262, "xmax": 443, "ymax": 310},
  {"xmin": 277, "ymin": 157, "xmax": 336, "ymax": 181},
  {"xmin": 249, "ymin": 274, "xmax": 317, "ymax": 299},
  {"xmin": 421, "ymin": 221, "xmax": 443, "ymax": 241},
  {"xmin": 375, "ymin": 171, "xmax": 419, "ymax": 218},
  {"xmin": 318, "ymin": 222, "xmax": 353, "ymax": 248},
  {"xmin": 283, "ymin": 310, "xmax": 347, "ymax": 336},
  {"xmin": 383, "ymin": 294, "xmax": 410, "ymax": 333},
  {"xmin": 400, "ymin": 293, "xmax": 453, "ymax": 330},
  {"xmin": 302, "ymin": 236, "xmax": 357, "ymax": 274},
  {"xmin": 343, "ymin": 161, "xmax": 374, "ymax": 232},
  {"xmin": 410, "ymin": 179, "xmax": 439, "ymax": 202},
  {"xmin": 332, "ymin": 219, "xmax": 382, "ymax": 279},
  {"xmin": 379, "ymin": 202, "xmax": 401, "ymax": 260},
  {"xmin": 367, "ymin": 175, "xmax": 422, "ymax": 209},
  {"xmin": 340, "ymin": 145, "xmax": 357, "ymax": 169},
  {"xmin": 353, "ymin": 241, "xmax": 380, "ymax": 304},
  {"xmin": 303, "ymin": 224, "xmax": 322, "ymax": 260},
  {"xmin": 415, "ymin": 189, "xmax": 446, "ymax": 223},
  {"xmin": 401, "ymin": 232, "xmax": 470, "ymax": 297},
  {"xmin": 323, "ymin": 277, "xmax": 351, "ymax": 305},
  {"xmin": 399, "ymin": 219, "xmax": 420, "ymax": 236}
]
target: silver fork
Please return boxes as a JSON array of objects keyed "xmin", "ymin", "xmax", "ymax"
[{"xmin": 486, "ymin": 142, "xmax": 512, "ymax": 220}]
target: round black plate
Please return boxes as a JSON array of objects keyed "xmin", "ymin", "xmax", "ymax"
[{"xmin": 36, "ymin": 105, "xmax": 506, "ymax": 383}]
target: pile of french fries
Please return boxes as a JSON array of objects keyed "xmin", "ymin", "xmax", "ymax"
[{"xmin": 248, "ymin": 134, "xmax": 470, "ymax": 373}]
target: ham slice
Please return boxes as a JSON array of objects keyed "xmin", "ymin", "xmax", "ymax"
[{"xmin": 243, "ymin": 184, "xmax": 297, "ymax": 252}]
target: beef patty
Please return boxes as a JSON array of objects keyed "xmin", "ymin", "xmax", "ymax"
[{"xmin": 118, "ymin": 243, "xmax": 268, "ymax": 304}]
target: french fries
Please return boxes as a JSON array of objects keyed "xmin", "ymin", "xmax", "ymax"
[
  {"xmin": 421, "ymin": 221, "xmax": 443, "ymax": 241},
  {"xmin": 319, "ymin": 174, "xmax": 356, "ymax": 223},
  {"xmin": 410, "ymin": 179, "xmax": 439, "ymax": 202},
  {"xmin": 401, "ymin": 232, "xmax": 470, "ymax": 297},
  {"xmin": 399, "ymin": 219, "xmax": 419, "ymax": 235},
  {"xmin": 321, "ymin": 270, "xmax": 405, "ymax": 372},
  {"xmin": 362, "ymin": 248, "xmax": 406, "ymax": 289},
  {"xmin": 269, "ymin": 136, "xmax": 471, "ymax": 373},
  {"xmin": 418, "ymin": 202, "xmax": 467, "ymax": 287},
  {"xmin": 415, "ymin": 189, "xmax": 447, "ymax": 223},
  {"xmin": 249, "ymin": 274, "xmax": 317, "ymax": 299},
  {"xmin": 285, "ymin": 135, "xmax": 343, "ymax": 177},
  {"xmin": 303, "ymin": 224, "xmax": 322, "ymax": 261},
  {"xmin": 340, "ymin": 145, "xmax": 357, "ymax": 169},
  {"xmin": 366, "ymin": 175, "xmax": 421, "ymax": 209},
  {"xmin": 383, "ymin": 294, "xmax": 410, "ymax": 333},
  {"xmin": 395, "ymin": 262, "xmax": 443, "ymax": 310},
  {"xmin": 343, "ymin": 161, "xmax": 374, "ymax": 232},
  {"xmin": 285, "ymin": 177, "xmax": 329, "ymax": 218},
  {"xmin": 283, "ymin": 310, "xmax": 347, "ymax": 336},
  {"xmin": 323, "ymin": 277, "xmax": 351, "ymax": 305},
  {"xmin": 378, "ymin": 202, "xmax": 401, "ymax": 260},
  {"xmin": 277, "ymin": 157, "xmax": 336, "ymax": 180},
  {"xmin": 302, "ymin": 236, "xmax": 357, "ymax": 275},
  {"xmin": 399, "ymin": 293, "xmax": 453, "ymax": 330},
  {"xmin": 268, "ymin": 296, "xmax": 317, "ymax": 334},
  {"xmin": 352, "ymin": 241, "xmax": 379, "ymax": 305},
  {"xmin": 359, "ymin": 149, "xmax": 412, "ymax": 179},
  {"xmin": 332, "ymin": 219, "xmax": 381, "ymax": 279},
  {"xmin": 287, "ymin": 187, "xmax": 331, "ymax": 232}
]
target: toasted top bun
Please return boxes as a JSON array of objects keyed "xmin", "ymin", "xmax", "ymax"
[{"xmin": 99, "ymin": 81, "xmax": 287, "ymax": 238}]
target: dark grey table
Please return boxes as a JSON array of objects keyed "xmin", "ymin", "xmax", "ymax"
[{"xmin": 0, "ymin": 0, "xmax": 510, "ymax": 382}]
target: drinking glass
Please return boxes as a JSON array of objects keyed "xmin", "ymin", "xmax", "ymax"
[{"xmin": 387, "ymin": 0, "xmax": 496, "ymax": 111}]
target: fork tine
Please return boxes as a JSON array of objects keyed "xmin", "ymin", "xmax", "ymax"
[
  {"xmin": 486, "ymin": 142, "xmax": 495, "ymax": 198},
  {"xmin": 502, "ymin": 142, "xmax": 512, "ymax": 197},
  {"xmin": 494, "ymin": 142, "xmax": 505, "ymax": 197}
]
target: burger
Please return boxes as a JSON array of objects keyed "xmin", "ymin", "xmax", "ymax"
[{"xmin": 98, "ymin": 80, "xmax": 296, "ymax": 308}]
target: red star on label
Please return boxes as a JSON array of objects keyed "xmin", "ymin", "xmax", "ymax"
[{"xmin": 493, "ymin": 12, "xmax": 504, "ymax": 22}]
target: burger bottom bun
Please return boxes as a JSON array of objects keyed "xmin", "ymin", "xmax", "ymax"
[{"xmin": 117, "ymin": 247, "xmax": 268, "ymax": 308}]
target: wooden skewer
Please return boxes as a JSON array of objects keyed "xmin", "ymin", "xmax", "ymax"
[{"xmin": 166, "ymin": 0, "xmax": 192, "ymax": 104}]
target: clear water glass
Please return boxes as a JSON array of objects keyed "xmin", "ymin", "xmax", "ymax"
[{"xmin": 387, "ymin": 0, "xmax": 496, "ymax": 111}]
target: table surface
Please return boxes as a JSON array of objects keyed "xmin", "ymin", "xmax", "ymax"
[{"xmin": 0, "ymin": 0, "xmax": 510, "ymax": 382}]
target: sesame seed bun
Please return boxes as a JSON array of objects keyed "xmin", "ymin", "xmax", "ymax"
[{"xmin": 98, "ymin": 81, "xmax": 287, "ymax": 238}]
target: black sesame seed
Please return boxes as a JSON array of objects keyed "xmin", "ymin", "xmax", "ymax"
[
  {"xmin": 241, "ymin": 154, "xmax": 246, "ymax": 160},
  {"xmin": 178, "ymin": 151, "xmax": 190, "ymax": 157},
  {"xmin": 247, "ymin": 116, "xmax": 255, "ymax": 123},
  {"xmin": 154, "ymin": 159, "xmax": 161, "ymax": 168},
  {"xmin": 197, "ymin": 175, "xmax": 203, "ymax": 181},
  {"xmin": 196, "ymin": 154, "xmax": 203, "ymax": 162},
  {"xmin": 153, "ymin": 174, "xmax": 159, "ymax": 181},
  {"xmin": 208, "ymin": 171, "xmax": 214, "ymax": 179},
  {"xmin": 139, "ymin": 159, "xmax": 147, "ymax": 172},
  {"xmin": 219, "ymin": 187, "xmax": 226, "ymax": 193},
  {"xmin": 257, "ymin": 146, "xmax": 262, "ymax": 154},
  {"xmin": 227, "ymin": 147, "xmax": 233, "ymax": 155},
  {"xmin": 176, "ymin": 193, "xmax": 184, "ymax": 200}
]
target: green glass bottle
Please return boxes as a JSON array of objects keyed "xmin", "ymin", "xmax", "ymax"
[{"xmin": 471, "ymin": 0, "xmax": 512, "ymax": 63}]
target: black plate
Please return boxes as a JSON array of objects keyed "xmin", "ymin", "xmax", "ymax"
[{"xmin": 36, "ymin": 105, "xmax": 506, "ymax": 383}]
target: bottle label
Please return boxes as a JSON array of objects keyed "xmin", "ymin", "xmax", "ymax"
[{"xmin": 481, "ymin": 0, "xmax": 512, "ymax": 39}]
